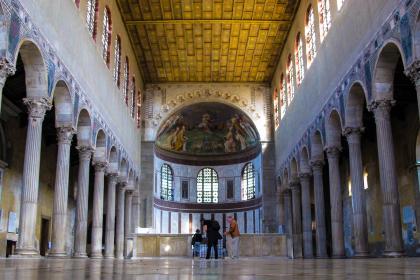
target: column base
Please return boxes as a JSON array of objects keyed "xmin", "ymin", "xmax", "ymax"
[
  {"xmin": 73, "ymin": 253, "xmax": 88, "ymax": 259},
  {"xmin": 383, "ymin": 250, "xmax": 405, "ymax": 258},
  {"xmin": 103, "ymin": 255, "xmax": 115, "ymax": 259},
  {"xmin": 48, "ymin": 252, "xmax": 69, "ymax": 259},
  {"xmin": 303, "ymin": 255, "xmax": 314, "ymax": 259},
  {"xmin": 13, "ymin": 248, "xmax": 40, "ymax": 258},
  {"xmin": 90, "ymin": 253, "xmax": 103, "ymax": 259}
]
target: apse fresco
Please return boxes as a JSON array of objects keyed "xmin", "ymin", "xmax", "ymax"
[{"xmin": 156, "ymin": 103, "xmax": 259, "ymax": 155}]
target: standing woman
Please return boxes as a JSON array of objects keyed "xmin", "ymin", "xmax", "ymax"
[{"xmin": 225, "ymin": 216, "xmax": 240, "ymax": 259}]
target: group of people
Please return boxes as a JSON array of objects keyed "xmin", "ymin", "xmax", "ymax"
[{"xmin": 192, "ymin": 216, "xmax": 240, "ymax": 259}]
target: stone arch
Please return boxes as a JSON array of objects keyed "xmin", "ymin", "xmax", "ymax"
[
  {"xmin": 52, "ymin": 80, "xmax": 73, "ymax": 128},
  {"xmin": 299, "ymin": 146, "xmax": 311, "ymax": 174},
  {"xmin": 310, "ymin": 130, "xmax": 324, "ymax": 161},
  {"xmin": 345, "ymin": 81, "xmax": 368, "ymax": 128},
  {"xmin": 14, "ymin": 39, "xmax": 49, "ymax": 98},
  {"xmin": 373, "ymin": 41, "xmax": 406, "ymax": 101},
  {"xmin": 107, "ymin": 146, "xmax": 118, "ymax": 172},
  {"xmin": 76, "ymin": 108, "xmax": 92, "ymax": 147},
  {"xmin": 325, "ymin": 109, "xmax": 343, "ymax": 148},
  {"xmin": 93, "ymin": 129, "xmax": 106, "ymax": 162}
]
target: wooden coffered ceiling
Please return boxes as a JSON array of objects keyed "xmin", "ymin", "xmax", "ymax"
[{"xmin": 117, "ymin": 0, "xmax": 299, "ymax": 83}]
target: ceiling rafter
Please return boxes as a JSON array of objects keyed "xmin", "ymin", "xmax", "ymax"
[{"xmin": 117, "ymin": 0, "xmax": 299, "ymax": 83}]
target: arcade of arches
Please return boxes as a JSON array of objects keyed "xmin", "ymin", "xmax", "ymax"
[{"xmin": 1, "ymin": 0, "xmax": 420, "ymax": 279}]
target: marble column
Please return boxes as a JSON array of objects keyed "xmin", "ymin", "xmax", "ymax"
[
  {"xmin": 299, "ymin": 172, "xmax": 314, "ymax": 258},
  {"xmin": 131, "ymin": 191, "xmax": 140, "ymax": 234},
  {"xmin": 325, "ymin": 146, "xmax": 345, "ymax": 258},
  {"xmin": 284, "ymin": 190, "xmax": 294, "ymax": 258},
  {"xmin": 310, "ymin": 160, "xmax": 328, "ymax": 258},
  {"xmin": 369, "ymin": 99, "xmax": 404, "ymax": 256},
  {"xmin": 16, "ymin": 97, "xmax": 51, "ymax": 256},
  {"xmin": 104, "ymin": 173, "xmax": 118, "ymax": 258},
  {"xmin": 343, "ymin": 127, "xmax": 369, "ymax": 257},
  {"xmin": 124, "ymin": 189, "xmax": 133, "ymax": 258},
  {"xmin": 115, "ymin": 183, "xmax": 126, "ymax": 259},
  {"xmin": 0, "ymin": 58, "xmax": 16, "ymax": 112},
  {"xmin": 73, "ymin": 146, "xmax": 93, "ymax": 258},
  {"xmin": 277, "ymin": 189, "xmax": 286, "ymax": 233},
  {"xmin": 125, "ymin": 190, "xmax": 133, "ymax": 236},
  {"xmin": 50, "ymin": 127, "xmax": 75, "ymax": 257},
  {"xmin": 290, "ymin": 179, "xmax": 303, "ymax": 258},
  {"xmin": 90, "ymin": 161, "xmax": 108, "ymax": 258}
]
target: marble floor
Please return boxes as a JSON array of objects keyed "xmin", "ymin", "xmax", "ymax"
[{"xmin": 0, "ymin": 257, "xmax": 420, "ymax": 279}]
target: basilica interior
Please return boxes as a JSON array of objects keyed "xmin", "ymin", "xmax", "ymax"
[{"xmin": 1, "ymin": 0, "xmax": 420, "ymax": 278}]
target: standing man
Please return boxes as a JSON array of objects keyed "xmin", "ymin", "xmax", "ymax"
[
  {"xmin": 201, "ymin": 218, "xmax": 220, "ymax": 259},
  {"xmin": 225, "ymin": 215, "xmax": 240, "ymax": 259}
]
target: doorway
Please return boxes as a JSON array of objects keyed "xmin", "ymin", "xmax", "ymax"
[{"xmin": 40, "ymin": 217, "xmax": 50, "ymax": 256}]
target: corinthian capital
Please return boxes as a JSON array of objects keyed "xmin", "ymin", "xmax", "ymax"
[
  {"xmin": 93, "ymin": 161, "xmax": 108, "ymax": 172},
  {"xmin": 76, "ymin": 146, "xmax": 94, "ymax": 161},
  {"xmin": 23, "ymin": 97, "xmax": 52, "ymax": 121},
  {"xmin": 0, "ymin": 58, "xmax": 16, "ymax": 85},
  {"xmin": 342, "ymin": 126, "xmax": 364, "ymax": 137},
  {"xmin": 310, "ymin": 159, "xmax": 324, "ymax": 170},
  {"xmin": 57, "ymin": 127, "xmax": 76, "ymax": 145},
  {"xmin": 325, "ymin": 146, "xmax": 342, "ymax": 158},
  {"xmin": 404, "ymin": 60, "xmax": 420, "ymax": 85},
  {"xmin": 368, "ymin": 99, "xmax": 395, "ymax": 115}
]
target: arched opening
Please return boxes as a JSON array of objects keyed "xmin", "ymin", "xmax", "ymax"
[
  {"xmin": 1, "ymin": 41, "xmax": 54, "ymax": 257},
  {"xmin": 93, "ymin": 129, "xmax": 106, "ymax": 162},
  {"xmin": 160, "ymin": 163, "xmax": 174, "ymax": 201},
  {"xmin": 369, "ymin": 41, "xmax": 420, "ymax": 256},
  {"xmin": 241, "ymin": 162, "xmax": 256, "ymax": 201},
  {"xmin": 197, "ymin": 168, "xmax": 218, "ymax": 203}
]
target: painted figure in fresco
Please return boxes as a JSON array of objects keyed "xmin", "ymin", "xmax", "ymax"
[
  {"xmin": 198, "ymin": 113, "xmax": 212, "ymax": 133},
  {"xmin": 156, "ymin": 103, "xmax": 259, "ymax": 155},
  {"xmin": 172, "ymin": 125, "xmax": 187, "ymax": 152},
  {"xmin": 224, "ymin": 127, "xmax": 237, "ymax": 153}
]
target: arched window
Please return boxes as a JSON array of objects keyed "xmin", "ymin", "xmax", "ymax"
[
  {"xmin": 113, "ymin": 36, "xmax": 121, "ymax": 87},
  {"xmin": 197, "ymin": 168, "xmax": 218, "ymax": 203},
  {"xmin": 241, "ymin": 163, "xmax": 256, "ymax": 200},
  {"xmin": 160, "ymin": 164, "xmax": 174, "ymax": 201},
  {"xmin": 280, "ymin": 74, "xmax": 287, "ymax": 118},
  {"xmin": 318, "ymin": 0, "xmax": 331, "ymax": 42},
  {"xmin": 286, "ymin": 54, "xmax": 295, "ymax": 104},
  {"xmin": 337, "ymin": 0, "xmax": 345, "ymax": 10},
  {"xmin": 295, "ymin": 33, "xmax": 305, "ymax": 86},
  {"xmin": 123, "ymin": 57, "xmax": 129, "ymax": 104},
  {"xmin": 101, "ymin": 7, "xmax": 112, "ymax": 66},
  {"xmin": 86, "ymin": 0, "xmax": 98, "ymax": 39},
  {"xmin": 273, "ymin": 88, "xmax": 279, "ymax": 129},
  {"xmin": 305, "ymin": 6, "xmax": 317, "ymax": 67},
  {"xmin": 130, "ymin": 77, "xmax": 136, "ymax": 118}
]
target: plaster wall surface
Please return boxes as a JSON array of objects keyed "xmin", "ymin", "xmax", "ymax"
[
  {"xmin": 19, "ymin": 0, "xmax": 142, "ymax": 166},
  {"xmin": 271, "ymin": 0, "xmax": 399, "ymax": 166}
]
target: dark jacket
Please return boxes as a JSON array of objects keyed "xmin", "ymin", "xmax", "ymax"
[{"xmin": 204, "ymin": 220, "xmax": 220, "ymax": 241}]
